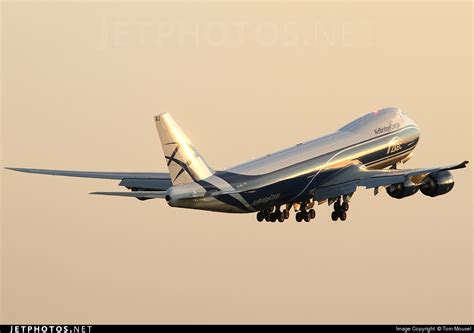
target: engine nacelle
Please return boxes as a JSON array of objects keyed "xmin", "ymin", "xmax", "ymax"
[
  {"xmin": 386, "ymin": 182, "xmax": 419, "ymax": 199},
  {"xmin": 420, "ymin": 171, "xmax": 455, "ymax": 197}
]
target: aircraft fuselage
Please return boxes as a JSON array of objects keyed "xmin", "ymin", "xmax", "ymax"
[{"xmin": 167, "ymin": 107, "xmax": 420, "ymax": 213}]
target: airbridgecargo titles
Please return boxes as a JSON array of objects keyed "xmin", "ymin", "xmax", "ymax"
[{"xmin": 373, "ymin": 122, "xmax": 400, "ymax": 135}]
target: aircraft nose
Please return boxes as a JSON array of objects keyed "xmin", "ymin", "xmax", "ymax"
[{"xmin": 408, "ymin": 117, "xmax": 421, "ymax": 142}]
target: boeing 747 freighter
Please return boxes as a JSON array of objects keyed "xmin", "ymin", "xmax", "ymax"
[{"xmin": 7, "ymin": 107, "xmax": 468, "ymax": 222}]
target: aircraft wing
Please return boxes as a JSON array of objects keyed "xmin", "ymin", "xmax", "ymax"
[
  {"xmin": 5, "ymin": 167, "xmax": 173, "ymax": 192},
  {"xmin": 5, "ymin": 167, "xmax": 170, "ymax": 180},
  {"xmin": 311, "ymin": 160, "xmax": 469, "ymax": 201}
]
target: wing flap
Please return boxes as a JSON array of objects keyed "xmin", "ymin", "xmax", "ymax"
[
  {"xmin": 313, "ymin": 180, "xmax": 358, "ymax": 201},
  {"xmin": 359, "ymin": 175, "xmax": 406, "ymax": 188},
  {"xmin": 90, "ymin": 191, "xmax": 167, "ymax": 199}
]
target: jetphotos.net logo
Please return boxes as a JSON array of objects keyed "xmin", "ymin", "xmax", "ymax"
[{"xmin": 7, "ymin": 326, "xmax": 92, "ymax": 333}]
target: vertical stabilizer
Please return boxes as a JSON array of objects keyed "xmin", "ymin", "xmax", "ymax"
[{"xmin": 155, "ymin": 113, "xmax": 214, "ymax": 185}]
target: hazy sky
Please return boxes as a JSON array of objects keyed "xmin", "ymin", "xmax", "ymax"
[{"xmin": 2, "ymin": 1, "xmax": 472, "ymax": 324}]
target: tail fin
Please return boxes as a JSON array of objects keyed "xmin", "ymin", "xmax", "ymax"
[{"xmin": 155, "ymin": 113, "xmax": 214, "ymax": 185}]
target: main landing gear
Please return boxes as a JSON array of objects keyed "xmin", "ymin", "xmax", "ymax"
[
  {"xmin": 295, "ymin": 208, "xmax": 316, "ymax": 223},
  {"xmin": 295, "ymin": 201, "xmax": 316, "ymax": 222},
  {"xmin": 256, "ymin": 195, "xmax": 353, "ymax": 223},
  {"xmin": 331, "ymin": 198, "xmax": 349, "ymax": 222},
  {"xmin": 256, "ymin": 203, "xmax": 316, "ymax": 223},
  {"xmin": 256, "ymin": 207, "xmax": 290, "ymax": 223}
]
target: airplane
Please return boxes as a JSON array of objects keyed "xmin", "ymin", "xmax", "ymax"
[{"xmin": 6, "ymin": 107, "xmax": 469, "ymax": 223}]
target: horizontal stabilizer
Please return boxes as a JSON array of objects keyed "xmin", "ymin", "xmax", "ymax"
[{"xmin": 90, "ymin": 191, "xmax": 167, "ymax": 199}]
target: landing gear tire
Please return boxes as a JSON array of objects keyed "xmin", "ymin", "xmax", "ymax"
[
  {"xmin": 339, "ymin": 211, "xmax": 347, "ymax": 221},
  {"xmin": 270, "ymin": 213, "xmax": 277, "ymax": 222},
  {"xmin": 309, "ymin": 209, "xmax": 316, "ymax": 219},
  {"xmin": 331, "ymin": 211, "xmax": 339, "ymax": 221},
  {"xmin": 278, "ymin": 211, "xmax": 285, "ymax": 223},
  {"xmin": 284, "ymin": 209, "xmax": 290, "ymax": 219},
  {"xmin": 334, "ymin": 201, "xmax": 341, "ymax": 211},
  {"xmin": 296, "ymin": 212, "xmax": 303, "ymax": 222},
  {"xmin": 303, "ymin": 212, "xmax": 310, "ymax": 222},
  {"xmin": 342, "ymin": 202, "xmax": 349, "ymax": 212},
  {"xmin": 257, "ymin": 212, "xmax": 265, "ymax": 222}
]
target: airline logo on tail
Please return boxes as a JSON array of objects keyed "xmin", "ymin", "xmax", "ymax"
[
  {"xmin": 164, "ymin": 142, "xmax": 196, "ymax": 182},
  {"xmin": 155, "ymin": 113, "xmax": 214, "ymax": 185}
]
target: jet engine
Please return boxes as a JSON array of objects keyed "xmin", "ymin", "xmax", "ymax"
[
  {"xmin": 386, "ymin": 181, "xmax": 419, "ymax": 199},
  {"xmin": 420, "ymin": 171, "xmax": 455, "ymax": 197}
]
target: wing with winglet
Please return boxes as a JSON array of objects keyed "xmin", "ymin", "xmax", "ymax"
[{"xmin": 311, "ymin": 160, "xmax": 469, "ymax": 201}]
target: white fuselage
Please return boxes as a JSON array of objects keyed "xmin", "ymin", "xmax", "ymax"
[{"xmin": 167, "ymin": 107, "xmax": 421, "ymax": 213}]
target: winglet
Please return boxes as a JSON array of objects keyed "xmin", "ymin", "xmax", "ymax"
[{"xmin": 442, "ymin": 160, "xmax": 469, "ymax": 171}]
